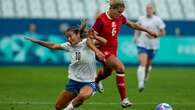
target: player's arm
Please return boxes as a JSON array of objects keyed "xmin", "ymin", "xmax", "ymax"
[
  {"xmin": 88, "ymin": 29, "xmax": 107, "ymax": 46},
  {"xmin": 94, "ymin": 35, "xmax": 107, "ymax": 45},
  {"xmin": 126, "ymin": 20, "xmax": 158, "ymax": 38},
  {"xmin": 158, "ymin": 28, "xmax": 166, "ymax": 37},
  {"xmin": 157, "ymin": 17, "xmax": 166, "ymax": 37},
  {"xmin": 24, "ymin": 36, "xmax": 62, "ymax": 50},
  {"xmin": 86, "ymin": 34, "xmax": 105, "ymax": 61}
]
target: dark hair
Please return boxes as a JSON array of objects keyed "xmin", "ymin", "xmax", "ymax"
[{"xmin": 66, "ymin": 19, "xmax": 87, "ymax": 39}]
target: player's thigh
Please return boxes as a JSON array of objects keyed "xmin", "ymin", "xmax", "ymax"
[
  {"xmin": 79, "ymin": 86, "xmax": 93, "ymax": 100},
  {"xmin": 55, "ymin": 90, "xmax": 76, "ymax": 109},
  {"xmin": 105, "ymin": 55, "xmax": 125, "ymax": 72},
  {"xmin": 146, "ymin": 49, "xmax": 157, "ymax": 66}
]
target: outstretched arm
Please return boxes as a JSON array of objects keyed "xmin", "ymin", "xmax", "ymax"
[
  {"xmin": 126, "ymin": 20, "xmax": 158, "ymax": 38},
  {"xmin": 24, "ymin": 36, "xmax": 62, "ymax": 50}
]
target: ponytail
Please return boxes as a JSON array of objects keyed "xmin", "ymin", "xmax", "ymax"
[{"xmin": 79, "ymin": 19, "xmax": 88, "ymax": 38}]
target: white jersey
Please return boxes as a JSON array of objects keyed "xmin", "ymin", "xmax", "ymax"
[
  {"xmin": 60, "ymin": 39, "xmax": 96, "ymax": 82},
  {"xmin": 136, "ymin": 15, "xmax": 165, "ymax": 49}
]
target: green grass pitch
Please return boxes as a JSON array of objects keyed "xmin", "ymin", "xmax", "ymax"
[{"xmin": 0, "ymin": 66, "xmax": 194, "ymax": 110}]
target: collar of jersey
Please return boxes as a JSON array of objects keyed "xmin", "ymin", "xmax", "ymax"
[
  {"xmin": 72, "ymin": 39, "xmax": 83, "ymax": 47},
  {"xmin": 106, "ymin": 11, "xmax": 113, "ymax": 20}
]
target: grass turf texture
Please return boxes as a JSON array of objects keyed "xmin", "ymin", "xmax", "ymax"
[{"xmin": 0, "ymin": 66, "xmax": 194, "ymax": 110}]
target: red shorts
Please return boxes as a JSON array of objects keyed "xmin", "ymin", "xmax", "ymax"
[
  {"xmin": 102, "ymin": 50, "xmax": 117, "ymax": 59},
  {"xmin": 96, "ymin": 50, "xmax": 116, "ymax": 65}
]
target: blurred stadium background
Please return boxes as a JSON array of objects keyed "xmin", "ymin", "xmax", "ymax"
[{"xmin": 0, "ymin": 0, "xmax": 195, "ymax": 110}]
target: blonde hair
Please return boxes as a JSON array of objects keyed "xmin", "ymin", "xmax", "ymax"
[
  {"xmin": 109, "ymin": 0, "xmax": 125, "ymax": 9},
  {"xmin": 146, "ymin": 3, "xmax": 156, "ymax": 15}
]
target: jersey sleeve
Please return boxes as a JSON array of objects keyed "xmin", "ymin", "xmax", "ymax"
[
  {"xmin": 92, "ymin": 17, "xmax": 103, "ymax": 34},
  {"xmin": 60, "ymin": 42, "xmax": 71, "ymax": 51},
  {"xmin": 157, "ymin": 17, "xmax": 166, "ymax": 29},
  {"xmin": 80, "ymin": 38, "xmax": 96, "ymax": 47},
  {"xmin": 81, "ymin": 38, "xmax": 87, "ymax": 46}
]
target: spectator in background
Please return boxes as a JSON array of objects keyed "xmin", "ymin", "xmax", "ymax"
[
  {"xmin": 59, "ymin": 23, "xmax": 69, "ymax": 35},
  {"xmin": 28, "ymin": 23, "xmax": 37, "ymax": 33},
  {"xmin": 175, "ymin": 27, "xmax": 182, "ymax": 37},
  {"xmin": 24, "ymin": 23, "xmax": 44, "ymax": 39}
]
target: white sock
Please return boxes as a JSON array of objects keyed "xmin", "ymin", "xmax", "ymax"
[
  {"xmin": 137, "ymin": 65, "xmax": 146, "ymax": 88},
  {"xmin": 148, "ymin": 66, "xmax": 152, "ymax": 72},
  {"xmin": 63, "ymin": 102, "xmax": 74, "ymax": 110}
]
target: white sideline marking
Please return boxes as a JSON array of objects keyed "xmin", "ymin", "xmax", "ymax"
[{"xmin": 0, "ymin": 101, "xmax": 195, "ymax": 105}]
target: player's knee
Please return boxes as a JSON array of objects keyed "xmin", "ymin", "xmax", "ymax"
[
  {"xmin": 79, "ymin": 92, "xmax": 91, "ymax": 101},
  {"xmin": 138, "ymin": 65, "xmax": 146, "ymax": 73},
  {"xmin": 74, "ymin": 95, "xmax": 88, "ymax": 107},
  {"xmin": 116, "ymin": 64, "xmax": 125, "ymax": 73},
  {"xmin": 55, "ymin": 104, "xmax": 62, "ymax": 110},
  {"xmin": 140, "ymin": 60, "xmax": 147, "ymax": 67}
]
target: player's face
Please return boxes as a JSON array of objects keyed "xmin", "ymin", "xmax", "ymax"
[
  {"xmin": 146, "ymin": 4, "xmax": 154, "ymax": 17},
  {"xmin": 66, "ymin": 31, "xmax": 81, "ymax": 45},
  {"xmin": 111, "ymin": 6, "xmax": 125, "ymax": 18}
]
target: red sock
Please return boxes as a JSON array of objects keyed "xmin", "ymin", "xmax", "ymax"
[{"xmin": 116, "ymin": 73, "xmax": 127, "ymax": 101}]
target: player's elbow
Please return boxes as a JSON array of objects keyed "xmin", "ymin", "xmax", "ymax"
[
  {"xmin": 86, "ymin": 38, "xmax": 92, "ymax": 46},
  {"xmin": 50, "ymin": 44, "xmax": 60, "ymax": 50},
  {"xmin": 101, "ymin": 39, "xmax": 107, "ymax": 45},
  {"xmin": 162, "ymin": 30, "xmax": 166, "ymax": 36},
  {"xmin": 160, "ymin": 29, "xmax": 166, "ymax": 36}
]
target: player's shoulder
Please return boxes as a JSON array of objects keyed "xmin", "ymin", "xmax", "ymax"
[
  {"xmin": 61, "ymin": 42, "xmax": 71, "ymax": 47},
  {"xmin": 120, "ymin": 14, "xmax": 127, "ymax": 20},
  {"xmin": 138, "ymin": 16, "xmax": 147, "ymax": 21},
  {"xmin": 153, "ymin": 15, "xmax": 163, "ymax": 21},
  {"xmin": 97, "ymin": 12, "xmax": 106, "ymax": 19},
  {"xmin": 78, "ymin": 38, "xmax": 87, "ymax": 46},
  {"xmin": 81, "ymin": 38, "xmax": 87, "ymax": 43},
  {"xmin": 60, "ymin": 42, "xmax": 72, "ymax": 51},
  {"xmin": 120, "ymin": 14, "xmax": 126, "ymax": 18}
]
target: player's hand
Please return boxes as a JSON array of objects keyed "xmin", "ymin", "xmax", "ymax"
[
  {"xmin": 147, "ymin": 30, "xmax": 158, "ymax": 38},
  {"xmin": 24, "ymin": 36, "xmax": 36, "ymax": 42},
  {"xmin": 88, "ymin": 29, "xmax": 95, "ymax": 39},
  {"xmin": 95, "ymin": 50, "xmax": 106, "ymax": 62},
  {"xmin": 88, "ymin": 28, "xmax": 98, "ymax": 39}
]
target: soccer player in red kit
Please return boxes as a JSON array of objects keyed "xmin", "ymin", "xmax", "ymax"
[{"xmin": 89, "ymin": 0, "xmax": 158, "ymax": 108}]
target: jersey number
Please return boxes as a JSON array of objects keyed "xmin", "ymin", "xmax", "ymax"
[
  {"xmin": 112, "ymin": 22, "xmax": 116, "ymax": 37},
  {"xmin": 75, "ymin": 52, "xmax": 81, "ymax": 61},
  {"xmin": 112, "ymin": 27, "xmax": 116, "ymax": 37}
]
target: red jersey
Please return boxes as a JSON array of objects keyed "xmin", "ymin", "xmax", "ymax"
[{"xmin": 93, "ymin": 12, "xmax": 127, "ymax": 56}]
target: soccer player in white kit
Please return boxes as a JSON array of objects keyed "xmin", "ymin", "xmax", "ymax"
[
  {"xmin": 24, "ymin": 24, "xmax": 107, "ymax": 110},
  {"xmin": 134, "ymin": 3, "xmax": 166, "ymax": 92}
]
